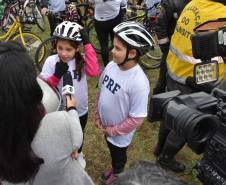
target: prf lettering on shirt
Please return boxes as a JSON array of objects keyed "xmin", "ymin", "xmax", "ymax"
[{"xmin": 102, "ymin": 74, "xmax": 121, "ymax": 94}]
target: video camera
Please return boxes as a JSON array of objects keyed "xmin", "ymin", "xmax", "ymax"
[
  {"xmin": 148, "ymin": 88, "xmax": 226, "ymax": 185},
  {"xmin": 148, "ymin": 19, "xmax": 226, "ymax": 184},
  {"xmin": 190, "ymin": 18, "xmax": 226, "ymax": 85}
]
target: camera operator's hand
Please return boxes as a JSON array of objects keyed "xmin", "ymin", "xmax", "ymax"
[
  {"xmin": 54, "ymin": 60, "xmax": 69, "ymax": 79},
  {"xmin": 80, "ymin": 28, "xmax": 90, "ymax": 45},
  {"xmin": 186, "ymin": 76, "xmax": 213, "ymax": 93}
]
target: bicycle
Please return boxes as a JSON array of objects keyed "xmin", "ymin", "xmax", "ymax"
[
  {"xmin": 125, "ymin": 3, "xmax": 162, "ymax": 69},
  {"xmin": 21, "ymin": 0, "xmax": 46, "ymax": 31},
  {"xmin": 1, "ymin": 0, "xmax": 45, "ymax": 32},
  {"xmin": 34, "ymin": 2, "xmax": 90, "ymax": 71},
  {"xmin": 75, "ymin": 2, "xmax": 107, "ymax": 54},
  {"xmin": 0, "ymin": 0, "xmax": 16, "ymax": 33},
  {"xmin": 0, "ymin": 14, "xmax": 45, "ymax": 63}
]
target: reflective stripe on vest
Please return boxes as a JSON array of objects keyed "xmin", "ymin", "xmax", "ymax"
[
  {"xmin": 158, "ymin": 37, "xmax": 169, "ymax": 45},
  {"xmin": 168, "ymin": 44, "xmax": 224, "ymax": 84},
  {"xmin": 170, "ymin": 44, "xmax": 201, "ymax": 64}
]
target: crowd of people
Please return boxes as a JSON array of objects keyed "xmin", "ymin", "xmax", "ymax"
[{"xmin": 0, "ymin": 0, "xmax": 226, "ymax": 185}]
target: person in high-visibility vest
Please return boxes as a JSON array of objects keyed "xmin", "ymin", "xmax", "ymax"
[
  {"xmin": 153, "ymin": 0, "xmax": 189, "ymax": 95},
  {"xmin": 155, "ymin": 0, "xmax": 226, "ymax": 173}
]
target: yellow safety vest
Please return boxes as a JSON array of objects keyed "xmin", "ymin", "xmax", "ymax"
[{"xmin": 167, "ymin": 0, "xmax": 226, "ymax": 84}]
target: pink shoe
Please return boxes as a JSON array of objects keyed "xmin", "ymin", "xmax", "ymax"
[
  {"xmin": 100, "ymin": 168, "xmax": 113, "ymax": 181},
  {"xmin": 102, "ymin": 173, "xmax": 116, "ymax": 185}
]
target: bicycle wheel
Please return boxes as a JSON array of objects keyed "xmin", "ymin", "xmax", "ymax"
[
  {"xmin": 145, "ymin": 32, "xmax": 162, "ymax": 61},
  {"xmin": 86, "ymin": 19, "xmax": 101, "ymax": 54},
  {"xmin": 33, "ymin": 5, "xmax": 45, "ymax": 32},
  {"xmin": 140, "ymin": 52, "xmax": 161, "ymax": 70},
  {"xmin": 76, "ymin": 3, "xmax": 94, "ymax": 27},
  {"xmin": 12, "ymin": 32, "xmax": 45, "ymax": 65},
  {"xmin": 35, "ymin": 37, "xmax": 57, "ymax": 72},
  {"xmin": 87, "ymin": 19, "xmax": 113, "ymax": 55},
  {"xmin": 139, "ymin": 33, "xmax": 161, "ymax": 70},
  {"xmin": 0, "ymin": 14, "xmax": 14, "ymax": 33}
]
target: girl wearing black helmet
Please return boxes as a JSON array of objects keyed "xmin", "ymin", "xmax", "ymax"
[{"xmin": 94, "ymin": 22, "xmax": 151, "ymax": 185}]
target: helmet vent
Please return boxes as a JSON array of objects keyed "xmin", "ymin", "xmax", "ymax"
[
  {"xmin": 67, "ymin": 27, "xmax": 73, "ymax": 37},
  {"xmin": 72, "ymin": 31, "xmax": 78, "ymax": 38},
  {"xmin": 60, "ymin": 25, "xmax": 65, "ymax": 36}
]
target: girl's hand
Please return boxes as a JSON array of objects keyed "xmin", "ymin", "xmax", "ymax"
[
  {"xmin": 94, "ymin": 118, "xmax": 104, "ymax": 129},
  {"xmin": 79, "ymin": 28, "xmax": 90, "ymax": 45},
  {"xmin": 101, "ymin": 127, "xmax": 110, "ymax": 136},
  {"xmin": 71, "ymin": 149, "xmax": 78, "ymax": 160},
  {"xmin": 54, "ymin": 60, "xmax": 69, "ymax": 79},
  {"xmin": 94, "ymin": 110, "xmax": 103, "ymax": 129}
]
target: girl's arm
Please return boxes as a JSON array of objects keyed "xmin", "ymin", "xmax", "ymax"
[
  {"xmin": 105, "ymin": 117, "xmax": 145, "ymax": 136},
  {"xmin": 42, "ymin": 59, "xmax": 69, "ymax": 88},
  {"xmin": 47, "ymin": 75, "xmax": 60, "ymax": 88},
  {"xmin": 94, "ymin": 92, "xmax": 103, "ymax": 129},
  {"xmin": 80, "ymin": 29, "xmax": 100, "ymax": 77}
]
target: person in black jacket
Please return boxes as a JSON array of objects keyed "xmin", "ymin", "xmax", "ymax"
[
  {"xmin": 153, "ymin": 0, "xmax": 189, "ymax": 95},
  {"xmin": 152, "ymin": 0, "xmax": 190, "ymax": 173}
]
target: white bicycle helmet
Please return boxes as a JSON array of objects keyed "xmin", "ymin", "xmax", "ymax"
[
  {"xmin": 53, "ymin": 21, "xmax": 82, "ymax": 42},
  {"xmin": 113, "ymin": 21, "xmax": 153, "ymax": 55}
]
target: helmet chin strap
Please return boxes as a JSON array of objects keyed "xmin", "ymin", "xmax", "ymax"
[{"xmin": 118, "ymin": 48, "xmax": 139, "ymax": 66}]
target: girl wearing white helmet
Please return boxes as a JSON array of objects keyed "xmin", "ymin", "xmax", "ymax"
[
  {"xmin": 40, "ymin": 21, "xmax": 100, "ymax": 169},
  {"xmin": 94, "ymin": 22, "xmax": 151, "ymax": 184}
]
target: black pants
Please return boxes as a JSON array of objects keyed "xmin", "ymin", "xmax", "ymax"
[
  {"xmin": 158, "ymin": 75, "xmax": 192, "ymax": 154},
  {"xmin": 78, "ymin": 112, "xmax": 88, "ymax": 153},
  {"xmin": 106, "ymin": 139, "xmax": 128, "ymax": 174},
  {"xmin": 48, "ymin": 11, "xmax": 65, "ymax": 36},
  {"xmin": 95, "ymin": 13, "xmax": 122, "ymax": 66}
]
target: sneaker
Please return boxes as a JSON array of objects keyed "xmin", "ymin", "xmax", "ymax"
[
  {"xmin": 101, "ymin": 172, "xmax": 116, "ymax": 185},
  {"xmin": 100, "ymin": 168, "xmax": 113, "ymax": 181},
  {"xmin": 77, "ymin": 152, "xmax": 86, "ymax": 169},
  {"xmin": 157, "ymin": 156, "xmax": 185, "ymax": 173}
]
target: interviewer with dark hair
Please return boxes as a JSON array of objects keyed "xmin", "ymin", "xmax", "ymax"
[{"xmin": 0, "ymin": 41, "xmax": 94, "ymax": 185}]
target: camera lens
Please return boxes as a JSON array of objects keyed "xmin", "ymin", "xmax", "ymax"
[{"xmin": 165, "ymin": 104, "xmax": 219, "ymax": 153}]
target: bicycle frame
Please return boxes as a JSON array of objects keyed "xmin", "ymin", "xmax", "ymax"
[
  {"xmin": 0, "ymin": 16, "xmax": 26, "ymax": 46},
  {"xmin": 0, "ymin": 1, "xmax": 17, "ymax": 28}
]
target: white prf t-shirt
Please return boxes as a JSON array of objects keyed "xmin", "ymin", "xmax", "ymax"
[
  {"xmin": 98, "ymin": 61, "xmax": 150, "ymax": 147},
  {"xmin": 40, "ymin": 54, "xmax": 88, "ymax": 117}
]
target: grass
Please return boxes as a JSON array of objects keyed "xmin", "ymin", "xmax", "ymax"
[{"xmin": 33, "ymin": 19, "xmax": 202, "ymax": 185}]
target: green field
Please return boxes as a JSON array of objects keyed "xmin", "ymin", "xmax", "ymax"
[{"xmin": 33, "ymin": 19, "xmax": 202, "ymax": 185}]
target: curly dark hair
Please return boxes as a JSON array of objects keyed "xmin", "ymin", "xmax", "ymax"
[{"xmin": 0, "ymin": 41, "xmax": 45, "ymax": 183}]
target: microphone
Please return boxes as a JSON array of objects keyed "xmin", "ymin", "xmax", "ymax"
[{"xmin": 62, "ymin": 71, "xmax": 75, "ymax": 98}]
